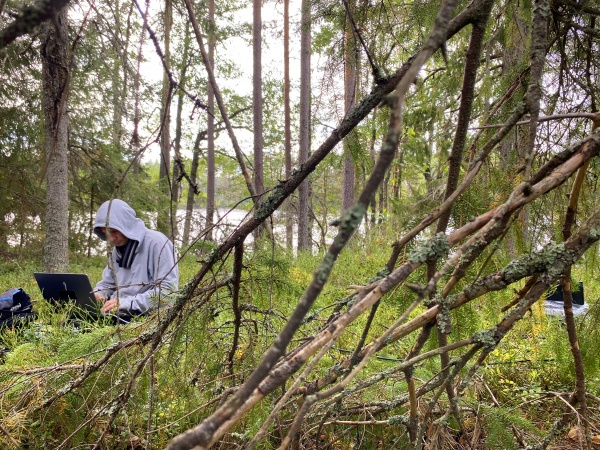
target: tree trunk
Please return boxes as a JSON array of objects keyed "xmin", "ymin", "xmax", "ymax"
[
  {"xmin": 41, "ymin": 7, "xmax": 70, "ymax": 273},
  {"xmin": 297, "ymin": 0, "xmax": 311, "ymax": 252},
  {"xmin": 171, "ymin": 22, "xmax": 191, "ymax": 243},
  {"xmin": 342, "ymin": 0, "xmax": 357, "ymax": 211},
  {"xmin": 205, "ymin": 0, "xmax": 216, "ymax": 242},
  {"xmin": 111, "ymin": 0, "xmax": 122, "ymax": 151},
  {"xmin": 368, "ymin": 112, "xmax": 377, "ymax": 223},
  {"xmin": 157, "ymin": 0, "xmax": 173, "ymax": 235},
  {"xmin": 427, "ymin": 9, "xmax": 492, "ymax": 436},
  {"xmin": 253, "ymin": 0, "xmax": 265, "ymax": 244},
  {"xmin": 283, "ymin": 0, "xmax": 293, "ymax": 251},
  {"xmin": 183, "ymin": 0, "xmax": 258, "ymax": 202},
  {"xmin": 499, "ymin": 7, "xmax": 528, "ymax": 256},
  {"xmin": 182, "ymin": 130, "xmax": 202, "ymax": 247},
  {"xmin": 131, "ymin": 0, "xmax": 148, "ymax": 175}
]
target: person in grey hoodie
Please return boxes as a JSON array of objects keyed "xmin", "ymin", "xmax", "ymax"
[{"xmin": 93, "ymin": 199, "xmax": 178, "ymax": 315}]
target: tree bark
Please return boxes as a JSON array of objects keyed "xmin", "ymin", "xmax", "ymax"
[
  {"xmin": 130, "ymin": 0, "xmax": 148, "ymax": 175},
  {"xmin": 297, "ymin": 0, "xmax": 312, "ymax": 252},
  {"xmin": 171, "ymin": 22, "xmax": 192, "ymax": 242},
  {"xmin": 205, "ymin": 0, "xmax": 216, "ymax": 241},
  {"xmin": 157, "ymin": 0, "xmax": 173, "ymax": 235},
  {"xmin": 182, "ymin": 130, "xmax": 202, "ymax": 246},
  {"xmin": 283, "ymin": 0, "xmax": 293, "ymax": 251},
  {"xmin": 41, "ymin": 7, "xmax": 69, "ymax": 273},
  {"xmin": 253, "ymin": 0, "xmax": 265, "ymax": 244},
  {"xmin": 342, "ymin": 0, "xmax": 357, "ymax": 212}
]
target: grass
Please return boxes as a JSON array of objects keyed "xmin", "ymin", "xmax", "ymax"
[{"xmin": 0, "ymin": 239, "xmax": 598, "ymax": 449}]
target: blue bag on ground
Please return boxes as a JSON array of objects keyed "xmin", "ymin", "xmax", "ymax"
[{"xmin": 0, "ymin": 288, "xmax": 36, "ymax": 328}]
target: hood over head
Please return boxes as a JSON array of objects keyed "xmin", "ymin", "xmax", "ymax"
[{"xmin": 94, "ymin": 199, "xmax": 147, "ymax": 243}]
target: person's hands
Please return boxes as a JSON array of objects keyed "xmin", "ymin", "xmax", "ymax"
[
  {"xmin": 95, "ymin": 293, "xmax": 118, "ymax": 314},
  {"xmin": 101, "ymin": 298, "xmax": 118, "ymax": 314}
]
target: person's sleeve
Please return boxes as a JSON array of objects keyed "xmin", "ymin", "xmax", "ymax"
[
  {"xmin": 117, "ymin": 239, "xmax": 178, "ymax": 313},
  {"xmin": 94, "ymin": 264, "xmax": 116, "ymax": 299}
]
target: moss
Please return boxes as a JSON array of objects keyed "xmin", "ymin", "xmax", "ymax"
[
  {"xmin": 424, "ymin": 293, "xmax": 456, "ymax": 308},
  {"xmin": 333, "ymin": 204, "xmax": 367, "ymax": 240},
  {"xmin": 588, "ymin": 225, "xmax": 600, "ymax": 240},
  {"xmin": 502, "ymin": 242, "xmax": 576, "ymax": 281},
  {"xmin": 388, "ymin": 414, "xmax": 410, "ymax": 425},
  {"xmin": 198, "ymin": 246, "xmax": 221, "ymax": 265},
  {"xmin": 253, "ymin": 184, "xmax": 286, "ymax": 222},
  {"xmin": 472, "ymin": 328, "xmax": 497, "ymax": 350},
  {"xmin": 423, "ymin": 293, "xmax": 440, "ymax": 308},
  {"xmin": 533, "ymin": 0, "xmax": 551, "ymax": 18},
  {"xmin": 437, "ymin": 313, "xmax": 451, "ymax": 334},
  {"xmin": 407, "ymin": 232, "xmax": 449, "ymax": 264},
  {"xmin": 315, "ymin": 252, "xmax": 336, "ymax": 286},
  {"xmin": 433, "ymin": 414, "xmax": 449, "ymax": 426},
  {"xmin": 436, "ymin": 298, "xmax": 452, "ymax": 334},
  {"xmin": 368, "ymin": 267, "xmax": 390, "ymax": 283}
]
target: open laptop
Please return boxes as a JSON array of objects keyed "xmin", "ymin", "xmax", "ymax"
[{"xmin": 34, "ymin": 273, "xmax": 101, "ymax": 319}]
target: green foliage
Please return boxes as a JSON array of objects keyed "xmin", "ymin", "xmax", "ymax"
[
  {"xmin": 479, "ymin": 404, "xmax": 537, "ymax": 449},
  {"xmin": 313, "ymin": 25, "xmax": 336, "ymax": 54},
  {"xmin": 3, "ymin": 0, "xmax": 600, "ymax": 444},
  {"xmin": 0, "ymin": 221, "xmax": 598, "ymax": 448}
]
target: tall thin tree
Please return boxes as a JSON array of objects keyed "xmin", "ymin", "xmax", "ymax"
[
  {"xmin": 157, "ymin": 0, "xmax": 173, "ymax": 235},
  {"xmin": 253, "ymin": 0, "xmax": 265, "ymax": 244},
  {"xmin": 41, "ymin": 7, "xmax": 70, "ymax": 272},
  {"xmin": 297, "ymin": 0, "xmax": 311, "ymax": 251},
  {"xmin": 342, "ymin": 0, "xmax": 357, "ymax": 211},
  {"xmin": 283, "ymin": 0, "xmax": 293, "ymax": 251},
  {"xmin": 183, "ymin": 130, "xmax": 202, "ymax": 246},
  {"xmin": 205, "ymin": 0, "xmax": 216, "ymax": 242},
  {"xmin": 131, "ymin": 0, "xmax": 149, "ymax": 175},
  {"xmin": 171, "ymin": 22, "xmax": 192, "ymax": 243}
]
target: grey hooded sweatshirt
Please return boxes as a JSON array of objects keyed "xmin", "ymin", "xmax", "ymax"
[{"xmin": 93, "ymin": 199, "xmax": 178, "ymax": 313}]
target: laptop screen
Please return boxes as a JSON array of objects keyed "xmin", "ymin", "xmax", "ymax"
[{"xmin": 33, "ymin": 273, "xmax": 100, "ymax": 316}]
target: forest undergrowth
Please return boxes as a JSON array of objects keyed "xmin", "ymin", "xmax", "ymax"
[{"xmin": 0, "ymin": 225, "xmax": 599, "ymax": 449}]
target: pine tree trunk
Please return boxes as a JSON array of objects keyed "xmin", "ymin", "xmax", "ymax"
[
  {"xmin": 253, "ymin": 0, "xmax": 265, "ymax": 244},
  {"xmin": 283, "ymin": 0, "xmax": 293, "ymax": 251},
  {"xmin": 205, "ymin": 0, "xmax": 216, "ymax": 242},
  {"xmin": 171, "ymin": 22, "xmax": 191, "ymax": 242},
  {"xmin": 297, "ymin": 0, "xmax": 311, "ymax": 252},
  {"xmin": 41, "ymin": 8, "xmax": 70, "ymax": 273},
  {"xmin": 183, "ymin": 131, "xmax": 202, "ymax": 246},
  {"xmin": 157, "ymin": 0, "xmax": 173, "ymax": 235},
  {"xmin": 131, "ymin": 0, "xmax": 148, "ymax": 175},
  {"xmin": 342, "ymin": 1, "xmax": 357, "ymax": 211}
]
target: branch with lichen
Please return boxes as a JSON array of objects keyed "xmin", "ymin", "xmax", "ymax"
[
  {"xmin": 193, "ymin": 180, "xmax": 600, "ymax": 446},
  {"xmin": 0, "ymin": 0, "xmax": 71, "ymax": 49},
  {"xmin": 302, "ymin": 202, "xmax": 600, "ymax": 403},
  {"xmin": 303, "ymin": 273, "xmax": 579, "ymax": 439},
  {"xmin": 1, "ymin": 2, "xmax": 491, "ymax": 441}
]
